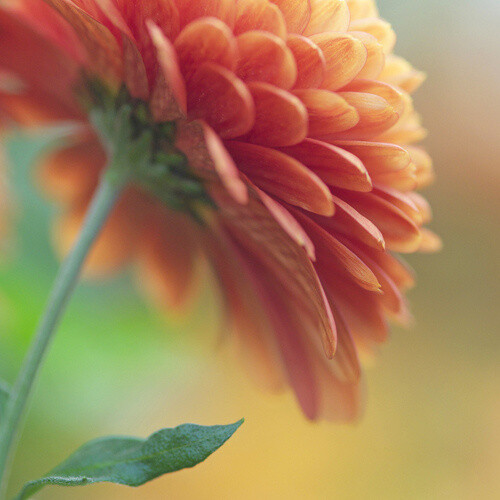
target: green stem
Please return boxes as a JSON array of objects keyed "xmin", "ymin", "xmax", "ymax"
[{"xmin": 0, "ymin": 164, "xmax": 128, "ymax": 498}]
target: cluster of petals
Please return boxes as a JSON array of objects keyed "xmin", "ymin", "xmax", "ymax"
[{"xmin": 0, "ymin": 0, "xmax": 440, "ymax": 420}]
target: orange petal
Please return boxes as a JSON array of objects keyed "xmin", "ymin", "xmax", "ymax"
[
  {"xmin": 0, "ymin": 8, "xmax": 80, "ymax": 118},
  {"xmin": 314, "ymin": 193, "xmax": 385, "ymax": 250},
  {"xmin": 349, "ymin": 31, "xmax": 384, "ymax": 80},
  {"xmin": 359, "ymin": 243, "xmax": 416, "ymax": 290},
  {"xmin": 373, "ymin": 185, "xmax": 422, "ymax": 225},
  {"xmin": 407, "ymin": 192, "xmax": 432, "ymax": 224},
  {"xmin": 147, "ymin": 21, "xmax": 187, "ymax": 120},
  {"xmin": 217, "ymin": 189, "xmax": 337, "ymax": 362},
  {"xmin": 204, "ymin": 228, "xmax": 286, "ymax": 392},
  {"xmin": 326, "ymin": 302, "xmax": 361, "ymax": 384},
  {"xmin": 346, "ymin": 0, "xmax": 379, "ymax": 21},
  {"xmin": 334, "ymin": 91, "xmax": 399, "ymax": 139},
  {"xmin": 256, "ymin": 188, "xmax": 316, "ymax": 259},
  {"xmin": 336, "ymin": 189, "xmax": 422, "ymax": 252},
  {"xmin": 186, "ymin": 63, "xmax": 255, "ymax": 139},
  {"xmin": 407, "ymin": 146, "xmax": 434, "ymax": 188},
  {"xmin": 287, "ymin": 34, "xmax": 326, "ymax": 89},
  {"xmin": 16, "ymin": 0, "xmax": 87, "ymax": 63},
  {"xmin": 418, "ymin": 228, "xmax": 442, "ymax": 253},
  {"xmin": 349, "ymin": 17, "xmax": 396, "ymax": 54},
  {"xmin": 294, "ymin": 88, "xmax": 358, "ymax": 138},
  {"xmin": 136, "ymin": 207, "xmax": 197, "ymax": 311},
  {"xmin": 333, "ymin": 140, "xmax": 411, "ymax": 174},
  {"xmin": 344, "ymin": 241, "xmax": 409, "ymax": 319},
  {"xmin": 372, "ymin": 164, "xmax": 418, "ymax": 192},
  {"xmin": 108, "ymin": 0, "xmax": 180, "ymax": 83},
  {"xmin": 37, "ymin": 137, "xmax": 103, "ymax": 205},
  {"xmin": 343, "ymin": 78, "xmax": 406, "ymax": 115},
  {"xmin": 121, "ymin": 34, "xmax": 149, "ymax": 99},
  {"xmin": 53, "ymin": 189, "xmax": 143, "ymax": 277},
  {"xmin": 236, "ymin": 30, "xmax": 297, "ymax": 89},
  {"xmin": 278, "ymin": 138, "xmax": 372, "ymax": 191},
  {"xmin": 322, "ymin": 273, "xmax": 388, "ymax": 345},
  {"xmin": 310, "ymin": 332, "xmax": 364, "ymax": 421},
  {"xmin": 379, "ymin": 54, "xmax": 426, "ymax": 94},
  {"xmin": 234, "ymin": 0, "xmax": 287, "ymax": 38},
  {"xmin": 295, "ymin": 211, "xmax": 381, "ymax": 292},
  {"xmin": 175, "ymin": 0, "xmax": 236, "ymax": 29},
  {"xmin": 377, "ymin": 110, "xmax": 427, "ymax": 144},
  {"xmin": 303, "ymin": 0, "xmax": 350, "ymax": 36},
  {"xmin": 269, "ymin": 0, "xmax": 312, "ymax": 33},
  {"xmin": 311, "ymin": 33, "xmax": 366, "ymax": 91},
  {"xmin": 174, "ymin": 17, "xmax": 237, "ymax": 81},
  {"xmin": 243, "ymin": 82, "xmax": 308, "ymax": 147},
  {"xmin": 264, "ymin": 285, "xmax": 320, "ymax": 419},
  {"xmin": 42, "ymin": 0, "xmax": 122, "ymax": 83},
  {"xmin": 226, "ymin": 141, "xmax": 334, "ymax": 215},
  {"xmin": 175, "ymin": 120, "xmax": 248, "ymax": 203}
]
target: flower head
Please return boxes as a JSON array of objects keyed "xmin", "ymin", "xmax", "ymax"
[{"xmin": 0, "ymin": 0, "xmax": 440, "ymax": 420}]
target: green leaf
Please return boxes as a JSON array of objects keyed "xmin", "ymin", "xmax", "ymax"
[
  {"xmin": 0, "ymin": 380, "xmax": 11, "ymax": 422},
  {"xmin": 16, "ymin": 419, "xmax": 243, "ymax": 499}
]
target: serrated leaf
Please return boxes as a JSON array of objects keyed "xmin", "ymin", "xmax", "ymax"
[
  {"xmin": 16, "ymin": 419, "xmax": 243, "ymax": 499},
  {"xmin": 0, "ymin": 380, "xmax": 11, "ymax": 422}
]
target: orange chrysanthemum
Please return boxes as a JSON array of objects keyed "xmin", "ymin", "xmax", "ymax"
[{"xmin": 0, "ymin": 0, "xmax": 440, "ymax": 420}]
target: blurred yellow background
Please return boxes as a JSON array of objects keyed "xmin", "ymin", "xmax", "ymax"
[{"xmin": 1, "ymin": 0, "xmax": 499, "ymax": 498}]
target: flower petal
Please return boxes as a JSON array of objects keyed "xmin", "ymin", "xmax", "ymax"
[
  {"xmin": 346, "ymin": 0, "xmax": 379, "ymax": 21},
  {"xmin": 137, "ymin": 207, "xmax": 198, "ymax": 311},
  {"xmin": 217, "ymin": 187, "xmax": 337, "ymax": 361},
  {"xmin": 37, "ymin": 137, "xmax": 103, "ymax": 205},
  {"xmin": 333, "ymin": 140, "xmax": 411, "ymax": 174},
  {"xmin": 287, "ymin": 34, "xmax": 326, "ymax": 89},
  {"xmin": 186, "ymin": 63, "xmax": 255, "ymax": 139},
  {"xmin": 255, "ymin": 189, "xmax": 315, "ymax": 259},
  {"xmin": 175, "ymin": 0, "xmax": 236, "ymax": 29},
  {"xmin": 226, "ymin": 141, "xmax": 334, "ymax": 215},
  {"xmin": 336, "ymin": 189, "xmax": 422, "ymax": 252},
  {"xmin": 42, "ymin": 0, "xmax": 122, "ymax": 83},
  {"xmin": 311, "ymin": 32, "xmax": 367, "ymax": 91},
  {"xmin": 294, "ymin": 88, "xmax": 359, "ymax": 137},
  {"xmin": 343, "ymin": 78, "xmax": 406, "ymax": 115},
  {"xmin": 174, "ymin": 17, "xmax": 237, "ymax": 81},
  {"xmin": 147, "ymin": 21, "xmax": 187, "ymax": 120},
  {"xmin": 278, "ymin": 138, "xmax": 372, "ymax": 191},
  {"xmin": 418, "ymin": 228, "xmax": 442, "ymax": 253},
  {"xmin": 379, "ymin": 54, "xmax": 426, "ymax": 94},
  {"xmin": 314, "ymin": 193, "xmax": 385, "ymax": 250},
  {"xmin": 373, "ymin": 185, "xmax": 422, "ymax": 225},
  {"xmin": 349, "ymin": 17, "xmax": 396, "ymax": 54},
  {"xmin": 269, "ymin": 0, "xmax": 312, "ymax": 33},
  {"xmin": 243, "ymin": 82, "xmax": 308, "ymax": 147},
  {"xmin": 234, "ymin": 0, "xmax": 287, "ymax": 38},
  {"xmin": 236, "ymin": 30, "xmax": 297, "ymax": 89},
  {"xmin": 175, "ymin": 120, "xmax": 248, "ymax": 203},
  {"xmin": 303, "ymin": 0, "xmax": 350, "ymax": 36},
  {"xmin": 358, "ymin": 244, "xmax": 416, "ymax": 290},
  {"xmin": 54, "ymin": 189, "xmax": 144, "ymax": 277},
  {"xmin": 0, "ymin": 8, "xmax": 80, "ymax": 118},
  {"xmin": 294, "ymin": 210, "xmax": 381, "ymax": 291},
  {"xmin": 334, "ymin": 91, "xmax": 399, "ymax": 139},
  {"xmin": 349, "ymin": 31, "xmax": 385, "ymax": 80}
]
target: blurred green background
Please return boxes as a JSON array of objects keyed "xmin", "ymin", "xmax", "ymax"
[{"xmin": 1, "ymin": 0, "xmax": 499, "ymax": 498}]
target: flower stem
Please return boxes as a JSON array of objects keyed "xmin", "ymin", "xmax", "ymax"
[{"xmin": 0, "ymin": 164, "xmax": 128, "ymax": 498}]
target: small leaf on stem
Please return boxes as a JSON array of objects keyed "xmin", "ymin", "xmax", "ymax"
[{"xmin": 15, "ymin": 419, "xmax": 243, "ymax": 499}]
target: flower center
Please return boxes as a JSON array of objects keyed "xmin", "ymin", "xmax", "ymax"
[{"xmin": 81, "ymin": 79, "xmax": 211, "ymax": 218}]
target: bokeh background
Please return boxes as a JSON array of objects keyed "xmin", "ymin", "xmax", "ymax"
[{"xmin": 1, "ymin": 0, "xmax": 499, "ymax": 498}]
